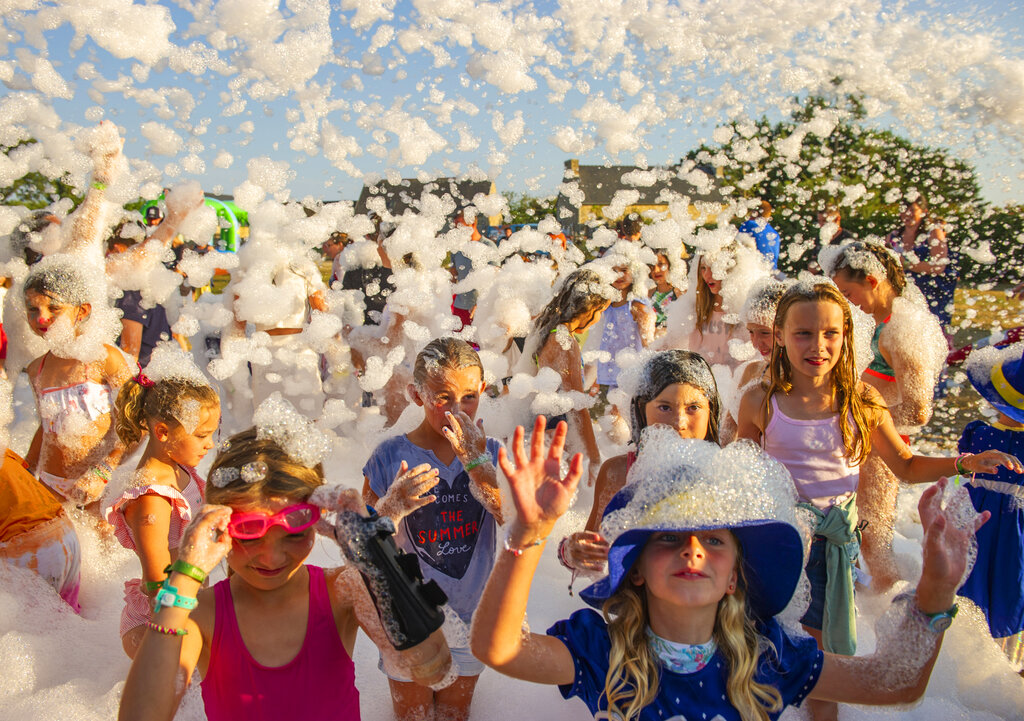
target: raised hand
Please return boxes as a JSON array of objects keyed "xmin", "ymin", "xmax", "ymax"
[
  {"xmin": 178, "ymin": 505, "xmax": 234, "ymax": 574},
  {"xmin": 916, "ymin": 478, "xmax": 990, "ymax": 612},
  {"xmin": 442, "ymin": 410, "xmax": 487, "ymax": 465},
  {"xmin": 497, "ymin": 416, "xmax": 584, "ymax": 534},
  {"xmin": 963, "ymin": 449, "xmax": 1024, "ymax": 475},
  {"xmin": 375, "ymin": 461, "xmax": 440, "ymax": 523}
]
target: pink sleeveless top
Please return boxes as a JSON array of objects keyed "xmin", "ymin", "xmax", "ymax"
[
  {"xmin": 763, "ymin": 396, "xmax": 860, "ymax": 510},
  {"xmin": 201, "ymin": 566, "xmax": 360, "ymax": 721}
]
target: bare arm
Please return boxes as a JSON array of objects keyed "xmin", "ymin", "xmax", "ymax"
[
  {"xmin": 631, "ymin": 301, "xmax": 656, "ymax": 348},
  {"xmin": 880, "ymin": 331, "xmax": 931, "ymax": 428},
  {"xmin": 124, "ymin": 494, "xmax": 175, "ymax": 590},
  {"xmin": 906, "ymin": 228, "xmax": 948, "ymax": 276},
  {"xmin": 810, "ymin": 480, "xmax": 984, "ymax": 704},
  {"xmin": 119, "ymin": 506, "xmax": 232, "ymax": 721},
  {"xmin": 735, "ymin": 385, "xmax": 767, "ymax": 444},
  {"xmin": 443, "ymin": 410, "xmax": 503, "ymax": 523},
  {"xmin": 120, "ymin": 319, "xmax": 143, "ymax": 361},
  {"xmin": 25, "ymin": 426, "xmax": 42, "ymax": 473},
  {"xmin": 470, "ymin": 418, "xmax": 581, "ymax": 684},
  {"xmin": 538, "ymin": 335, "xmax": 600, "ymax": 470}
]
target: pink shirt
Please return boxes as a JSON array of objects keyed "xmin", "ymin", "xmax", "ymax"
[
  {"xmin": 763, "ymin": 396, "xmax": 861, "ymax": 510},
  {"xmin": 201, "ymin": 565, "xmax": 360, "ymax": 721}
]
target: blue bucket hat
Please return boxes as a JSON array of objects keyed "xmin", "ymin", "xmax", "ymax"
[
  {"xmin": 965, "ymin": 342, "xmax": 1024, "ymax": 425},
  {"xmin": 579, "ymin": 433, "xmax": 807, "ymax": 622}
]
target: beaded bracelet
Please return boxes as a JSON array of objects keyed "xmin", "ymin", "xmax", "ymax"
[
  {"xmin": 503, "ymin": 533, "xmax": 547, "ymax": 557},
  {"xmin": 146, "ymin": 621, "xmax": 187, "ymax": 637},
  {"xmin": 954, "ymin": 452, "xmax": 974, "ymax": 476},
  {"xmin": 464, "ymin": 452, "xmax": 491, "ymax": 472}
]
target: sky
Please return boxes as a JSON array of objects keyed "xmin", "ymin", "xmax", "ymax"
[{"xmin": 1, "ymin": 0, "xmax": 1022, "ymax": 209}]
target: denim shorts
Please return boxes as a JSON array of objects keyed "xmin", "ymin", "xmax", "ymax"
[{"xmin": 800, "ymin": 536, "xmax": 827, "ymax": 630}]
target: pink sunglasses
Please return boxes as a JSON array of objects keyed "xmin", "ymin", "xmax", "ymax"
[{"xmin": 227, "ymin": 503, "xmax": 321, "ymax": 540}]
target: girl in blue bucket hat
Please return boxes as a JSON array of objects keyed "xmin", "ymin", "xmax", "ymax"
[
  {"xmin": 472, "ymin": 418, "xmax": 990, "ymax": 721},
  {"xmin": 958, "ymin": 341, "xmax": 1024, "ymax": 668}
]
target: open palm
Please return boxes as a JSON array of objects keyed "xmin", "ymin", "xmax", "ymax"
[{"xmin": 497, "ymin": 417, "xmax": 584, "ymax": 529}]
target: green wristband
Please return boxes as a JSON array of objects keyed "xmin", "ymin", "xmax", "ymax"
[
  {"xmin": 165, "ymin": 559, "xmax": 207, "ymax": 584},
  {"xmin": 91, "ymin": 180, "xmax": 107, "ymax": 190},
  {"xmin": 464, "ymin": 452, "xmax": 491, "ymax": 471}
]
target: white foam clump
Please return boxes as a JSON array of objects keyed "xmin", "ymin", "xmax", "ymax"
[
  {"xmin": 141, "ymin": 342, "xmax": 211, "ymax": 388},
  {"xmin": 178, "ymin": 247, "xmax": 239, "ymax": 289},
  {"xmin": 593, "ymin": 240, "xmax": 657, "ymax": 301},
  {"xmin": 253, "ymin": 392, "xmax": 332, "ymax": 468}
]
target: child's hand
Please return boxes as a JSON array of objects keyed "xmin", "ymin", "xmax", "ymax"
[
  {"xmin": 179, "ymin": 505, "xmax": 234, "ymax": 574},
  {"xmin": 376, "ymin": 461, "xmax": 440, "ymax": 523},
  {"xmin": 561, "ymin": 531, "xmax": 609, "ymax": 573},
  {"xmin": 497, "ymin": 416, "xmax": 584, "ymax": 535},
  {"xmin": 399, "ymin": 627, "xmax": 453, "ymax": 689},
  {"xmin": 441, "ymin": 410, "xmax": 487, "ymax": 465},
  {"xmin": 916, "ymin": 478, "xmax": 990, "ymax": 612},
  {"xmin": 309, "ymin": 485, "xmax": 368, "ymax": 538},
  {"xmin": 963, "ymin": 450, "xmax": 1024, "ymax": 475}
]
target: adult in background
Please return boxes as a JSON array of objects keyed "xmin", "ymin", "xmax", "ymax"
[
  {"xmin": 737, "ymin": 199, "xmax": 781, "ymax": 269},
  {"xmin": 886, "ymin": 196, "xmax": 957, "ymax": 331},
  {"xmin": 449, "ymin": 209, "xmax": 496, "ymax": 330}
]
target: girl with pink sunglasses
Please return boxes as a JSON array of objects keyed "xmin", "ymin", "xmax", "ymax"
[{"xmin": 119, "ymin": 426, "xmax": 452, "ymax": 721}]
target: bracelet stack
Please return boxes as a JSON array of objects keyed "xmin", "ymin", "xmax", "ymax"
[{"xmin": 954, "ymin": 452, "xmax": 974, "ymax": 476}]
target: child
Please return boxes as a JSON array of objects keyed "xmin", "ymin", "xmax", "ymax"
[
  {"xmin": 737, "ymin": 277, "xmax": 789, "ymax": 390},
  {"xmin": 118, "ymin": 425, "xmax": 452, "ymax": 721},
  {"xmin": 362, "ymin": 337, "xmax": 504, "ymax": 721},
  {"xmin": 22, "ymin": 256, "xmax": 133, "ymax": 516},
  {"xmin": 958, "ymin": 342, "xmax": 1024, "ymax": 669},
  {"xmin": 558, "ymin": 350, "xmax": 722, "ymax": 579},
  {"xmin": 647, "ymin": 251, "xmax": 683, "ymax": 333},
  {"xmin": 736, "ymin": 280, "xmax": 1021, "ymax": 721},
  {"xmin": 586, "ymin": 243, "xmax": 656, "ymax": 418},
  {"xmin": 106, "ymin": 350, "xmax": 221, "ymax": 657},
  {"xmin": 659, "ymin": 244, "xmax": 756, "ymax": 368},
  {"xmin": 822, "ymin": 240, "xmax": 947, "ymax": 590},
  {"xmin": 472, "ymin": 418, "xmax": 990, "ymax": 721},
  {"xmin": 520, "ymin": 267, "xmax": 615, "ymax": 484}
]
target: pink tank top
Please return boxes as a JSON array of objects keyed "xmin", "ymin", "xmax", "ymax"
[
  {"xmin": 201, "ymin": 565, "xmax": 360, "ymax": 721},
  {"xmin": 763, "ymin": 396, "xmax": 861, "ymax": 510}
]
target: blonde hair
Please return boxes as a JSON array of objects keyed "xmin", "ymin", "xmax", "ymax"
[
  {"xmin": 765, "ymin": 282, "xmax": 881, "ymax": 464},
  {"xmin": 694, "ymin": 256, "xmax": 717, "ymax": 335},
  {"xmin": 115, "ymin": 377, "xmax": 220, "ymax": 447},
  {"xmin": 206, "ymin": 428, "xmax": 323, "ymax": 507},
  {"xmin": 602, "ymin": 544, "xmax": 783, "ymax": 721}
]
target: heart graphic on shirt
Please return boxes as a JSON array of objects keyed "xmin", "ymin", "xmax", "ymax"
[{"xmin": 404, "ymin": 470, "xmax": 486, "ymax": 580}]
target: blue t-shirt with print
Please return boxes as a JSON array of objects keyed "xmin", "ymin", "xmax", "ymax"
[
  {"xmin": 364, "ymin": 434, "xmax": 502, "ymax": 623},
  {"xmin": 547, "ymin": 609, "xmax": 823, "ymax": 721}
]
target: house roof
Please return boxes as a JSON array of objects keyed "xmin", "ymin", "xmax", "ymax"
[
  {"xmin": 563, "ymin": 162, "xmax": 724, "ymax": 207},
  {"xmin": 354, "ymin": 178, "xmax": 495, "ymax": 217}
]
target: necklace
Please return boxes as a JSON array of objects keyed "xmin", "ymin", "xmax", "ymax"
[{"xmin": 645, "ymin": 628, "xmax": 717, "ymax": 674}]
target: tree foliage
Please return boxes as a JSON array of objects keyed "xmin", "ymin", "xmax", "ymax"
[
  {"xmin": 686, "ymin": 86, "xmax": 986, "ymax": 275},
  {"xmin": 0, "ymin": 139, "xmax": 83, "ymax": 210},
  {"xmin": 506, "ymin": 192, "xmax": 557, "ymax": 225}
]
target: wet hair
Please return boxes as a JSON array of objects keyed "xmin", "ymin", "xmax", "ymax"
[
  {"xmin": 828, "ymin": 240, "xmax": 907, "ymax": 296},
  {"xmin": 530, "ymin": 267, "xmax": 613, "ymax": 344},
  {"xmin": 412, "ymin": 337, "xmax": 484, "ymax": 390},
  {"xmin": 115, "ymin": 376, "xmax": 220, "ymax": 447},
  {"xmin": 206, "ymin": 427, "xmax": 324, "ymax": 507},
  {"xmin": 23, "ymin": 258, "xmax": 91, "ymax": 307},
  {"xmin": 628, "ymin": 350, "xmax": 721, "ymax": 446},
  {"xmin": 619, "ymin": 213, "xmax": 643, "ymax": 238},
  {"xmin": 105, "ymin": 218, "xmax": 146, "ymax": 253},
  {"xmin": 10, "ymin": 210, "xmax": 56, "ymax": 265},
  {"xmin": 740, "ymin": 278, "xmax": 789, "ymax": 328},
  {"xmin": 766, "ymin": 282, "xmax": 882, "ymax": 465},
  {"xmin": 603, "ymin": 544, "xmax": 781, "ymax": 721},
  {"xmin": 695, "ymin": 250, "xmax": 735, "ymax": 334}
]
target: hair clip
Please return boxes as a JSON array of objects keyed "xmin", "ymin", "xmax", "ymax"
[
  {"xmin": 210, "ymin": 467, "xmax": 240, "ymax": 487},
  {"xmin": 240, "ymin": 461, "xmax": 268, "ymax": 484},
  {"xmin": 135, "ymin": 362, "xmax": 155, "ymax": 389}
]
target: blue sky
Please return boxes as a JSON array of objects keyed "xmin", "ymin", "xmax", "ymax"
[{"xmin": 3, "ymin": 0, "xmax": 1022, "ymax": 207}]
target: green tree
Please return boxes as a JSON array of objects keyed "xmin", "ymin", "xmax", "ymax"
[
  {"xmin": 506, "ymin": 192, "xmax": 557, "ymax": 225},
  {"xmin": 0, "ymin": 139, "xmax": 83, "ymax": 210},
  {"xmin": 687, "ymin": 86, "xmax": 985, "ymax": 275}
]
